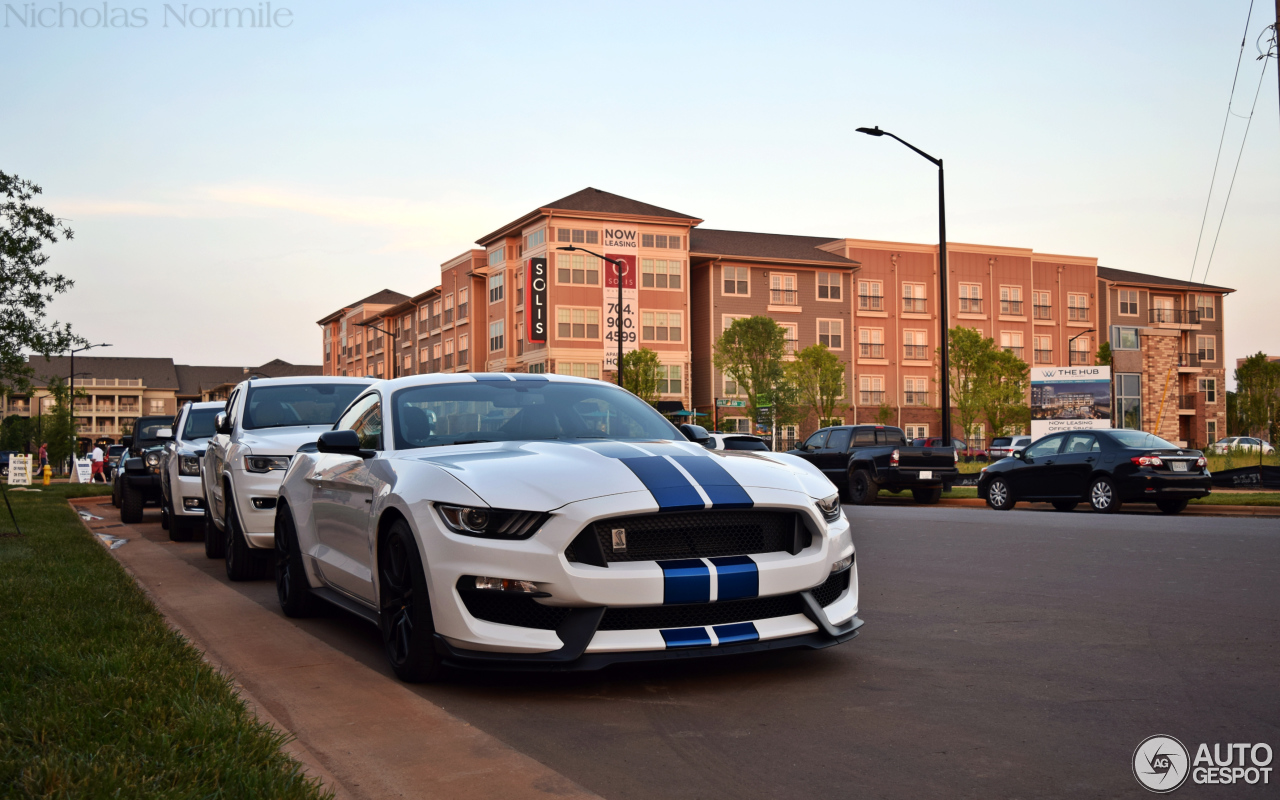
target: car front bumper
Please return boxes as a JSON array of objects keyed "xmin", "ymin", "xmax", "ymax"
[
  {"xmin": 232, "ymin": 467, "xmax": 286, "ymax": 548},
  {"xmin": 172, "ymin": 473, "xmax": 208, "ymax": 517}
]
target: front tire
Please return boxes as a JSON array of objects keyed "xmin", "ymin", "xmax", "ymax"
[
  {"xmin": 275, "ymin": 505, "xmax": 321, "ymax": 617},
  {"xmin": 1088, "ymin": 477, "xmax": 1122, "ymax": 514},
  {"xmin": 848, "ymin": 469, "xmax": 879, "ymax": 505},
  {"xmin": 912, "ymin": 487, "xmax": 942, "ymax": 504},
  {"xmin": 112, "ymin": 478, "xmax": 121, "ymax": 508},
  {"xmin": 985, "ymin": 478, "xmax": 1016, "ymax": 510},
  {"xmin": 225, "ymin": 499, "xmax": 269, "ymax": 581},
  {"xmin": 379, "ymin": 520, "xmax": 444, "ymax": 683},
  {"xmin": 1157, "ymin": 498, "xmax": 1188, "ymax": 515},
  {"xmin": 203, "ymin": 508, "xmax": 225, "ymax": 559},
  {"xmin": 120, "ymin": 480, "xmax": 144, "ymax": 524},
  {"xmin": 1052, "ymin": 500, "xmax": 1078, "ymax": 512},
  {"xmin": 167, "ymin": 498, "xmax": 195, "ymax": 542}
]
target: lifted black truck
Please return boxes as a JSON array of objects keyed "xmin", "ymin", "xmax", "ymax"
[
  {"xmin": 118, "ymin": 415, "xmax": 174, "ymax": 524},
  {"xmin": 789, "ymin": 424, "xmax": 959, "ymax": 505}
]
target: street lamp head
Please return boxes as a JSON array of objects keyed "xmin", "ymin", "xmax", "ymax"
[
  {"xmin": 856, "ymin": 126, "xmax": 885, "ymax": 136},
  {"xmin": 556, "ymin": 245, "xmax": 577, "ymax": 252}
]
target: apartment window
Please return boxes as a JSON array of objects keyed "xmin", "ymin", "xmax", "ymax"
[
  {"xmin": 817, "ymin": 272, "xmax": 842, "ymax": 300},
  {"xmin": 488, "ymin": 272, "xmax": 505, "ymax": 304},
  {"xmin": 640, "ymin": 233, "xmax": 681, "ymax": 249},
  {"xmin": 525, "ymin": 229, "xmax": 545, "ymax": 248},
  {"xmin": 1069, "ymin": 335, "xmax": 1091, "ymax": 365},
  {"xmin": 999, "ymin": 286, "xmax": 1024, "ymax": 315},
  {"xmin": 401, "ymin": 354, "xmax": 410, "ymax": 372},
  {"xmin": 1034, "ymin": 335, "xmax": 1053, "ymax": 364},
  {"xmin": 858, "ymin": 280, "xmax": 883, "ymax": 310},
  {"xmin": 904, "ymin": 377, "xmax": 929, "ymax": 406},
  {"xmin": 1198, "ymin": 377, "xmax": 1217, "ymax": 404},
  {"xmin": 1115, "ymin": 374, "xmax": 1141, "ymax": 429},
  {"xmin": 724, "ymin": 375, "xmax": 741, "ymax": 396},
  {"xmin": 959, "ymin": 283, "xmax": 982, "ymax": 313},
  {"xmin": 766, "ymin": 274, "xmax": 796, "ymax": 305},
  {"xmin": 556, "ymin": 253, "xmax": 600, "ymax": 285},
  {"xmin": 556, "ymin": 228, "xmax": 599, "ymax": 245},
  {"xmin": 458, "ymin": 334, "xmax": 469, "ymax": 365},
  {"xmin": 489, "ymin": 320, "xmax": 504, "ymax": 352},
  {"xmin": 528, "ymin": 362, "xmax": 546, "ymax": 374},
  {"xmin": 859, "ymin": 376, "xmax": 884, "ymax": 405},
  {"xmin": 818, "ymin": 319, "xmax": 843, "ymax": 349},
  {"xmin": 904, "ymin": 424, "xmax": 929, "ymax": 440},
  {"xmin": 903, "ymin": 283, "xmax": 926, "ymax": 313},
  {"xmin": 722, "ymin": 417, "xmax": 749, "ymax": 434},
  {"xmin": 515, "ymin": 270, "xmax": 524, "ymax": 305},
  {"xmin": 149, "ymin": 399, "xmax": 165, "ymax": 413},
  {"xmin": 1119, "ymin": 290, "xmax": 1139, "ymax": 316},
  {"xmin": 1197, "ymin": 335, "xmax": 1216, "ymax": 362},
  {"xmin": 1110, "ymin": 326, "xmax": 1140, "ymax": 350},
  {"xmin": 443, "ymin": 293, "xmax": 454, "ymax": 324},
  {"xmin": 903, "ymin": 329, "xmax": 928, "ymax": 360},
  {"xmin": 457, "ymin": 288, "xmax": 469, "ymax": 320},
  {"xmin": 420, "ymin": 346, "xmax": 430, "ymax": 363},
  {"xmin": 1068, "ymin": 293, "xmax": 1089, "ymax": 321},
  {"xmin": 488, "ymin": 247, "xmax": 505, "ymax": 266},
  {"xmin": 401, "ymin": 314, "xmax": 412, "ymax": 332},
  {"xmin": 723, "ymin": 266, "xmax": 749, "ymax": 295},
  {"xmin": 1196, "ymin": 294, "xmax": 1215, "ymax": 320},
  {"xmin": 641, "ymin": 311, "xmax": 682, "ymax": 341},
  {"xmin": 1206, "ymin": 419, "xmax": 1217, "ymax": 445},
  {"xmin": 722, "ymin": 314, "xmax": 749, "ymax": 331},
  {"xmin": 641, "ymin": 259, "xmax": 683, "ymax": 289},
  {"xmin": 1000, "ymin": 331, "xmax": 1024, "ymax": 358},
  {"xmin": 556, "ymin": 361, "xmax": 601, "ymax": 380},
  {"xmin": 859, "ymin": 328, "xmax": 884, "ymax": 359},
  {"xmin": 1033, "ymin": 290, "xmax": 1052, "ymax": 319},
  {"xmin": 780, "ymin": 323, "xmax": 798, "ymax": 355},
  {"xmin": 657, "ymin": 365, "xmax": 682, "ymax": 394},
  {"xmin": 374, "ymin": 361, "xmax": 384, "ymax": 377},
  {"xmin": 558, "ymin": 307, "xmax": 601, "ymax": 339}
]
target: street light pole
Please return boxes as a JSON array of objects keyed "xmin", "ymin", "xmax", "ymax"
[
  {"xmin": 557, "ymin": 246, "xmax": 627, "ymax": 387},
  {"xmin": 857, "ymin": 125, "xmax": 952, "ymax": 445},
  {"xmin": 356, "ymin": 320, "xmax": 396, "ymax": 377},
  {"xmin": 69, "ymin": 343, "xmax": 111, "ymax": 459}
]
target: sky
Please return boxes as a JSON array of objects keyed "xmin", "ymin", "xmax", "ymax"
[{"xmin": 2, "ymin": 0, "xmax": 1277, "ymax": 387}]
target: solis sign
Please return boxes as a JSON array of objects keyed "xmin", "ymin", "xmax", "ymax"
[{"xmin": 526, "ymin": 257, "xmax": 548, "ymax": 343}]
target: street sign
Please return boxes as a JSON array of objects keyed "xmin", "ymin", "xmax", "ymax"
[
  {"xmin": 716, "ymin": 399, "xmax": 746, "ymax": 408},
  {"xmin": 756, "ymin": 405, "xmax": 773, "ymax": 427}
]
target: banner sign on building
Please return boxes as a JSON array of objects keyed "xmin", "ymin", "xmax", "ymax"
[
  {"xmin": 6, "ymin": 454, "xmax": 31, "ymax": 485},
  {"xmin": 526, "ymin": 257, "xmax": 548, "ymax": 343},
  {"xmin": 603, "ymin": 229, "xmax": 638, "ymax": 371},
  {"xmin": 1030, "ymin": 366, "xmax": 1112, "ymax": 440}
]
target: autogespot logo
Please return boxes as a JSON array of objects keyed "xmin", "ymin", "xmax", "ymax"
[{"xmin": 1133, "ymin": 735, "xmax": 1189, "ymax": 793}]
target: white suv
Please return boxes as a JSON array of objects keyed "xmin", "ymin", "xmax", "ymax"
[
  {"xmin": 159, "ymin": 401, "xmax": 223, "ymax": 541},
  {"xmin": 201, "ymin": 376, "xmax": 371, "ymax": 580}
]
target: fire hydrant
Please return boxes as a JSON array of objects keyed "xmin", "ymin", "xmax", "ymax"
[{"xmin": 42, "ymin": 464, "xmax": 51, "ymax": 485}]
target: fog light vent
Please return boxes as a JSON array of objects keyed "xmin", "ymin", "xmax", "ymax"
[
  {"xmin": 183, "ymin": 497, "xmax": 205, "ymax": 509},
  {"xmin": 251, "ymin": 497, "xmax": 277, "ymax": 510}
]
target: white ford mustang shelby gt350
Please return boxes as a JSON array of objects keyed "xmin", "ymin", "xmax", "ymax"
[{"xmin": 274, "ymin": 373, "xmax": 861, "ymax": 681}]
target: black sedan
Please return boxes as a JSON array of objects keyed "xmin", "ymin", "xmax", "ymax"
[{"xmin": 977, "ymin": 429, "xmax": 1211, "ymax": 514}]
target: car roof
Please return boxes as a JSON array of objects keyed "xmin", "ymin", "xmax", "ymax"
[{"xmin": 374, "ymin": 372, "xmax": 636, "ymax": 392}]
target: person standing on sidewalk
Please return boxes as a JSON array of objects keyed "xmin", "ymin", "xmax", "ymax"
[
  {"xmin": 38, "ymin": 442, "xmax": 48, "ymax": 470},
  {"xmin": 89, "ymin": 444, "xmax": 105, "ymax": 482}
]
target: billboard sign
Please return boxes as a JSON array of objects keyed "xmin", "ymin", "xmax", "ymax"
[
  {"xmin": 603, "ymin": 228, "xmax": 638, "ymax": 370},
  {"xmin": 526, "ymin": 257, "xmax": 547, "ymax": 343},
  {"xmin": 1030, "ymin": 366, "xmax": 1112, "ymax": 440}
]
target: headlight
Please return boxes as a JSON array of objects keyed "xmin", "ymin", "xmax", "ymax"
[
  {"xmin": 436, "ymin": 504, "xmax": 548, "ymax": 540},
  {"xmin": 179, "ymin": 455, "xmax": 201, "ymax": 476},
  {"xmin": 815, "ymin": 493, "xmax": 842, "ymax": 523},
  {"xmin": 244, "ymin": 455, "xmax": 291, "ymax": 473},
  {"xmin": 144, "ymin": 452, "xmax": 161, "ymax": 467}
]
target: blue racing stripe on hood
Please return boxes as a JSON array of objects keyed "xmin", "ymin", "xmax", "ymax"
[
  {"xmin": 671, "ymin": 455, "xmax": 753, "ymax": 509},
  {"xmin": 658, "ymin": 559, "xmax": 711, "ymax": 604},
  {"xmin": 619, "ymin": 456, "xmax": 704, "ymax": 512}
]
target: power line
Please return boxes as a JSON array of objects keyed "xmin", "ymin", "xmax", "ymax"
[
  {"xmin": 1187, "ymin": 0, "xmax": 1255, "ymax": 283},
  {"xmin": 1200, "ymin": 55, "xmax": 1269, "ymax": 287}
]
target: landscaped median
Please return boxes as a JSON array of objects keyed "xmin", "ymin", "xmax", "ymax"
[{"xmin": 0, "ymin": 484, "xmax": 330, "ymax": 798}]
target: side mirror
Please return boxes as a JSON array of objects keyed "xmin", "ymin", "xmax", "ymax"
[
  {"xmin": 678, "ymin": 424, "xmax": 710, "ymax": 445},
  {"xmin": 317, "ymin": 429, "xmax": 374, "ymax": 458},
  {"xmin": 1012, "ymin": 451, "xmax": 1023, "ymax": 460},
  {"xmin": 156, "ymin": 427, "xmax": 173, "ymax": 440},
  {"xmin": 215, "ymin": 412, "xmax": 231, "ymax": 435}
]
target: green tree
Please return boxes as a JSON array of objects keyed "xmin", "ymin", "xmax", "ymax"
[
  {"xmin": 874, "ymin": 403, "xmax": 895, "ymax": 426},
  {"xmin": 1094, "ymin": 341, "xmax": 1113, "ymax": 367},
  {"xmin": 713, "ymin": 316, "xmax": 788, "ymax": 431},
  {"xmin": 786, "ymin": 344, "xmax": 846, "ymax": 429},
  {"xmin": 939, "ymin": 326, "xmax": 992, "ymax": 447},
  {"xmin": 1, "ymin": 170, "xmax": 83, "ymax": 396},
  {"xmin": 0, "ymin": 414, "xmax": 32, "ymax": 452},
  {"xmin": 621, "ymin": 347, "xmax": 661, "ymax": 406},
  {"xmin": 982, "ymin": 348, "xmax": 1031, "ymax": 437},
  {"xmin": 1233, "ymin": 352, "xmax": 1280, "ymax": 441},
  {"xmin": 41, "ymin": 377, "xmax": 77, "ymax": 471}
]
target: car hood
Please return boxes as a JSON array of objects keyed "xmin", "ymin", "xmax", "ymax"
[
  {"xmin": 239, "ymin": 426, "xmax": 333, "ymax": 456},
  {"xmin": 396, "ymin": 439, "xmax": 836, "ymax": 512}
]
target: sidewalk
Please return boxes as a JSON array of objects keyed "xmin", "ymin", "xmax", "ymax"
[{"xmin": 72, "ymin": 496, "xmax": 600, "ymax": 800}]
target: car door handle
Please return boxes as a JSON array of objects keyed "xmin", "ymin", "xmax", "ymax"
[
  {"xmin": 1043, "ymin": 460, "xmax": 1054, "ymax": 465},
  {"xmin": 1085, "ymin": 457, "xmax": 1095, "ymax": 463}
]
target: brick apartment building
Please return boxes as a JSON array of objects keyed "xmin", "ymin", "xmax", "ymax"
[{"xmin": 317, "ymin": 188, "xmax": 1235, "ymax": 449}]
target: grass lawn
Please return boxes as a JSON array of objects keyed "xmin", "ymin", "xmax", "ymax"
[
  {"xmin": 1190, "ymin": 492, "xmax": 1280, "ymax": 506},
  {"xmin": 1206, "ymin": 452, "xmax": 1279, "ymax": 472},
  {"xmin": 0, "ymin": 484, "xmax": 330, "ymax": 799}
]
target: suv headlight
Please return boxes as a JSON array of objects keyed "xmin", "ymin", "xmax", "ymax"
[
  {"xmin": 179, "ymin": 455, "xmax": 201, "ymax": 476},
  {"xmin": 244, "ymin": 455, "xmax": 291, "ymax": 473},
  {"xmin": 436, "ymin": 504, "xmax": 549, "ymax": 540},
  {"xmin": 815, "ymin": 493, "xmax": 842, "ymax": 523},
  {"xmin": 144, "ymin": 452, "xmax": 161, "ymax": 468}
]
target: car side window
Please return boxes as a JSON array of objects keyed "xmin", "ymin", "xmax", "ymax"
[
  {"xmin": 853, "ymin": 428, "xmax": 876, "ymax": 445},
  {"xmin": 802, "ymin": 430, "xmax": 829, "ymax": 450},
  {"xmin": 1063, "ymin": 433, "xmax": 1098, "ymax": 454},
  {"xmin": 336, "ymin": 393, "xmax": 381, "ymax": 451},
  {"xmin": 827, "ymin": 429, "xmax": 851, "ymax": 452},
  {"xmin": 224, "ymin": 390, "xmax": 239, "ymax": 432},
  {"xmin": 1025, "ymin": 436, "xmax": 1064, "ymax": 458}
]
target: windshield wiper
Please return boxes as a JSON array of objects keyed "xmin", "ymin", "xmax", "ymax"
[{"xmin": 452, "ymin": 438, "xmax": 495, "ymax": 445}]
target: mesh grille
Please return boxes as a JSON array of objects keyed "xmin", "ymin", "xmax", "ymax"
[
  {"xmin": 459, "ymin": 591, "xmax": 573, "ymax": 630},
  {"xmin": 567, "ymin": 510, "xmax": 805, "ymax": 563},
  {"xmin": 810, "ymin": 569, "xmax": 850, "ymax": 608},
  {"xmin": 598, "ymin": 593, "xmax": 805, "ymax": 631}
]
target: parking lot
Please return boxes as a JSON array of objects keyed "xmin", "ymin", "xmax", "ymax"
[{"xmin": 121, "ymin": 502, "xmax": 1280, "ymax": 799}]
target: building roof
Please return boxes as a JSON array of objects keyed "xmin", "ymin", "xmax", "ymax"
[
  {"xmin": 316, "ymin": 289, "xmax": 413, "ymax": 325},
  {"xmin": 175, "ymin": 365, "xmax": 250, "ymax": 398},
  {"xmin": 476, "ymin": 188, "xmax": 703, "ymax": 245},
  {"xmin": 690, "ymin": 228, "xmax": 860, "ymax": 266},
  {"xmin": 26, "ymin": 356, "xmax": 181, "ymax": 389},
  {"xmin": 1097, "ymin": 266, "xmax": 1235, "ymax": 294}
]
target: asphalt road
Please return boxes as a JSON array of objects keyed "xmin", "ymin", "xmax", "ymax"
[{"xmin": 148, "ymin": 505, "xmax": 1280, "ymax": 799}]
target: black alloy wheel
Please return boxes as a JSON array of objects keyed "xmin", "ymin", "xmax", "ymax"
[
  {"xmin": 1088, "ymin": 476, "xmax": 1122, "ymax": 514},
  {"xmin": 224, "ymin": 498, "xmax": 269, "ymax": 581},
  {"xmin": 275, "ymin": 505, "xmax": 320, "ymax": 617},
  {"xmin": 379, "ymin": 520, "xmax": 444, "ymax": 683},
  {"xmin": 1052, "ymin": 500, "xmax": 1078, "ymax": 512},
  {"xmin": 203, "ymin": 508, "xmax": 225, "ymax": 559},
  {"xmin": 912, "ymin": 487, "xmax": 942, "ymax": 504},
  {"xmin": 1157, "ymin": 498, "xmax": 1189, "ymax": 515},
  {"xmin": 985, "ymin": 478, "xmax": 1016, "ymax": 511},
  {"xmin": 167, "ymin": 498, "xmax": 195, "ymax": 542},
  {"xmin": 848, "ymin": 469, "xmax": 879, "ymax": 505}
]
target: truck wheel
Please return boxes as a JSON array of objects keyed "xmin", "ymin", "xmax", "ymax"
[
  {"xmin": 203, "ymin": 509, "xmax": 225, "ymax": 559},
  {"xmin": 225, "ymin": 501, "xmax": 270, "ymax": 581},
  {"xmin": 379, "ymin": 519, "xmax": 445, "ymax": 683},
  {"xmin": 1052, "ymin": 500, "xmax": 1078, "ymax": 512},
  {"xmin": 160, "ymin": 504, "xmax": 170, "ymax": 531},
  {"xmin": 912, "ymin": 487, "xmax": 942, "ymax": 504},
  {"xmin": 848, "ymin": 469, "xmax": 879, "ymax": 505},
  {"xmin": 1157, "ymin": 498, "xmax": 1188, "ymax": 515},
  {"xmin": 275, "ymin": 505, "xmax": 320, "ymax": 617},
  {"xmin": 1088, "ymin": 477, "xmax": 1123, "ymax": 514},
  {"xmin": 120, "ymin": 480, "xmax": 144, "ymax": 524},
  {"xmin": 167, "ymin": 499, "xmax": 195, "ymax": 542},
  {"xmin": 112, "ymin": 479, "xmax": 121, "ymax": 508},
  {"xmin": 985, "ymin": 478, "xmax": 1016, "ymax": 511}
]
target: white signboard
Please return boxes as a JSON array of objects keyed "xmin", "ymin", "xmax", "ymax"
[
  {"xmin": 602, "ymin": 225, "xmax": 639, "ymax": 371},
  {"xmin": 6, "ymin": 455, "xmax": 32, "ymax": 485},
  {"xmin": 1030, "ymin": 366, "xmax": 1112, "ymax": 440},
  {"xmin": 73, "ymin": 458, "xmax": 93, "ymax": 484}
]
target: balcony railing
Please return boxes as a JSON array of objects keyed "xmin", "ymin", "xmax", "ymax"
[
  {"xmin": 1068, "ymin": 306, "xmax": 1090, "ymax": 322},
  {"xmin": 457, "ymin": 303, "xmax": 468, "ymax": 320},
  {"xmin": 1033, "ymin": 304, "xmax": 1052, "ymax": 320},
  {"xmin": 903, "ymin": 344, "xmax": 929, "ymax": 361},
  {"xmin": 1178, "ymin": 394, "xmax": 1197, "ymax": 410},
  {"xmin": 859, "ymin": 343, "xmax": 885, "ymax": 358},
  {"xmin": 7, "ymin": 404, "xmax": 30, "ymax": 413},
  {"xmin": 430, "ymin": 315, "xmax": 441, "ymax": 330},
  {"xmin": 859, "ymin": 391, "xmax": 885, "ymax": 405},
  {"xmin": 904, "ymin": 391, "xmax": 930, "ymax": 406},
  {"xmin": 432, "ymin": 358, "xmax": 441, "ymax": 372},
  {"xmin": 902, "ymin": 297, "xmax": 926, "ymax": 313},
  {"xmin": 959, "ymin": 297, "xmax": 983, "ymax": 313},
  {"xmin": 444, "ymin": 309, "xmax": 453, "ymax": 325},
  {"xmin": 771, "ymin": 289, "xmax": 798, "ymax": 305},
  {"xmin": 1149, "ymin": 308, "xmax": 1199, "ymax": 325},
  {"xmin": 1178, "ymin": 352, "xmax": 1201, "ymax": 368},
  {"xmin": 1002, "ymin": 346, "xmax": 1025, "ymax": 359},
  {"xmin": 458, "ymin": 349, "xmax": 469, "ymax": 366},
  {"xmin": 517, "ymin": 340, "xmax": 525, "ymax": 356},
  {"xmin": 1069, "ymin": 350, "xmax": 1090, "ymax": 365},
  {"xmin": 858, "ymin": 294, "xmax": 884, "ymax": 310},
  {"xmin": 1000, "ymin": 300, "xmax": 1024, "ymax": 315},
  {"xmin": 1034, "ymin": 349, "xmax": 1053, "ymax": 364},
  {"xmin": 444, "ymin": 354, "xmax": 453, "ymax": 369},
  {"xmin": 516, "ymin": 288, "xmax": 524, "ymax": 306}
]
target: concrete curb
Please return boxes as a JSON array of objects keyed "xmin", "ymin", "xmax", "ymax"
[{"xmin": 72, "ymin": 497, "xmax": 602, "ymax": 800}]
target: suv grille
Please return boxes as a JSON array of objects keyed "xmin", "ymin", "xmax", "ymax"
[{"xmin": 566, "ymin": 510, "xmax": 807, "ymax": 564}]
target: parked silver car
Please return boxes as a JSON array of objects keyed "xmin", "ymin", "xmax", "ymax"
[{"xmin": 989, "ymin": 435, "xmax": 1032, "ymax": 460}]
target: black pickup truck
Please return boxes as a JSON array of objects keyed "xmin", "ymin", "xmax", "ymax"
[{"xmin": 789, "ymin": 424, "xmax": 959, "ymax": 505}]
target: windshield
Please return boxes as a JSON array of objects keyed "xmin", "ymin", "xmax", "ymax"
[
  {"xmin": 182, "ymin": 408, "xmax": 221, "ymax": 440},
  {"xmin": 1109, "ymin": 430, "xmax": 1181, "ymax": 449},
  {"xmin": 244, "ymin": 383, "xmax": 369, "ymax": 430},
  {"xmin": 135, "ymin": 419, "xmax": 170, "ymax": 440},
  {"xmin": 391, "ymin": 379, "xmax": 681, "ymax": 449},
  {"xmin": 723, "ymin": 437, "xmax": 769, "ymax": 451},
  {"xmin": 991, "ymin": 437, "xmax": 1012, "ymax": 447}
]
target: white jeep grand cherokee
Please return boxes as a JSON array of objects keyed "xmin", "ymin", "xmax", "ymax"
[{"xmin": 201, "ymin": 375, "xmax": 371, "ymax": 579}]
